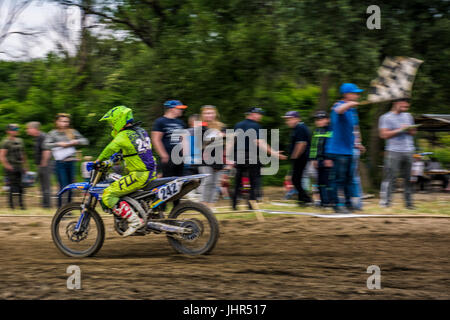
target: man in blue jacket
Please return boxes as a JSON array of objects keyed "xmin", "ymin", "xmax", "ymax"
[{"xmin": 326, "ymin": 83, "xmax": 363, "ymax": 213}]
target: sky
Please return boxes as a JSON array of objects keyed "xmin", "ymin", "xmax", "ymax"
[{"xmin": 0, "ymin": 0, "xmax": 82, "ymax": 60}]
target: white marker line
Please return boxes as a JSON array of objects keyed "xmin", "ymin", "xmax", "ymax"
[{"xmin": 260, "ymin": 209, "xmax": 450, "ymax": 219}]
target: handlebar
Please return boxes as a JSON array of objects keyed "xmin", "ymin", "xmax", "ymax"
[
  {"xmin": 96, "ymin": 160, "xmax": 114, "ymax": 170},
  {"xmin": 87, "ymin": 153, "xmax": 123, "ymax": 172},
  {"xmin": 87, "ymin": 160, "xmax": 111, "ymax": 172},
  {"xmin": 88, "ymin": 160, "xmax": 113, "ymax": 187}
]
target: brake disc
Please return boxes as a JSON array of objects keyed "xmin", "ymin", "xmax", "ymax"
[
  {"xmin": 66, "ymin": 221, "xmax": 89, "ymax": 242},
  {"xmin": 180, "ymin": 219, "xmax": 204, "ymax": 241}
]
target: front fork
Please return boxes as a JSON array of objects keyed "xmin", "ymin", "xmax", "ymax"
[
  {"xmin": 75, "ymin": 170, "xmax": 102, "ymax": 233},
  {"xmin": 74, "ymin": 194, "xmax": 97, "ymax": 233}
]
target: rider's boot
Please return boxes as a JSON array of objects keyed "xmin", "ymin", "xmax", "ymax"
[{"xmin": 113, "ymin": 201, "xmax": 144, "ymax": 237}]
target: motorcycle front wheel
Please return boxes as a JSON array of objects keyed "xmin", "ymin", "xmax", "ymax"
[{"xmin": 51, "ymin": 202, "xmax": 105, "ymax": 258}]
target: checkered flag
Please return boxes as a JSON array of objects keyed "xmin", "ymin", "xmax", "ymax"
[{"xmin": 367, "ymin": 57, "xmax": 423, "ymax": 103}]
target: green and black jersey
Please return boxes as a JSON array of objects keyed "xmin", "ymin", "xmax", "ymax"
[{"xmin": 309, "ymin": 126, "xmax": 332, "ymax": 161}]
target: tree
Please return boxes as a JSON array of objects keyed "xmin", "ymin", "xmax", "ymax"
[{"xmin": 0, "ymin": 0, "xmax": 43, "ymax": 59}]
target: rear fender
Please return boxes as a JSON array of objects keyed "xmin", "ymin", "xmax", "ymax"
[{"xmin": 171, "ymin": 179, "xmax": 201, "ymax": 202}]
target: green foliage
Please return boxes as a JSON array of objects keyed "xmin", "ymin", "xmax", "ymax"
[
  {"xmin": 262, "ymin": 162, "xmax": 291, "ymax": 187},
  {"xmin": 418, "ymin": 133, "xmax": 450, "ymax": 167}
]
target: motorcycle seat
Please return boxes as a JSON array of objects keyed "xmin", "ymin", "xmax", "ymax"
[{"xmin": 143, "ymin": 177, "xmax": 178, "ymax": 190}]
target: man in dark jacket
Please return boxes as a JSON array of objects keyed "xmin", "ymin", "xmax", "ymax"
[
  {"xmin": 26, "ymin": 121, "xmax": 52, "ymax": 208},
  {"xmin": 283, "ymin": 111, "xmax": 312, "ymax": 206},
  {"xmin": 230, "ymin": 107, "xmax": 286, "ymax": 210},
  {"xmin": 151, "ymin": 100, "xmax": 187, "ymax": 178},
  {"xmin": 309, "ymin": 111, "xmax": 333, "ymax": 207}
]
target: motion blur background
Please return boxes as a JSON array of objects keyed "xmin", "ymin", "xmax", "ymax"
[{"xmin": 0, "ymin": 0, "xmax": 449, "ymax": 190}]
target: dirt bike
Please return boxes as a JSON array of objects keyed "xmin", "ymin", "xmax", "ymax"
[{"xmin": 51, "ymin": 158, "xmax": 219, "ymax": 258}]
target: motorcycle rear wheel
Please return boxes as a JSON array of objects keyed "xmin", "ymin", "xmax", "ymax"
[{"xmin": 167, "ymin": 201, "xmax": 219, "ymax": 255}]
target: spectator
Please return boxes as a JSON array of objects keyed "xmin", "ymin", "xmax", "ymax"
[
  {"xmin": 351, "ymin": 124, "xmax": 366, "ymax": 211},
  {"xmin": 378, "ymin": 97, "xmax": 417, "ymax": 209},
  {"xmin": 283, "ymin": 174, "xmax": 298, "ymax": 200},
  {"xmin": 26, "ymin": 121, "xmax": 52, "ymax": 208},
  {"xmin": 151, "ymin": 100, "xmax": 187, "ymax": 178},
  {"xmin": 152, "ymin": 100, "xmax": 187, "ymax": 210},
  {"xmin": 229, "ymin": 107, "xmax": 285, "ymax": 210},
  {"xmin": 81, "ymin": 156, "xmax": 93, "ymax": 182},
  {"xmin": 44, "ymin": 113, "xmax": 89, "ymax": 207},
  {"xmin": 219, "ymin": 168, "xmax": 231, "ymax": 200},
  {"xmin": 426, "ymin": 157, "xmax": 449, "ymax": 191},
  {"xmin": 182, "ymin": 114, "xmax": 203, "ymax": 201},
  {"xmin": 241, "ymin": 175, "xmax": 251, "ymax": 196},
  {"xmin": 183, "ymin": 114, "xmax": 202, "ymax": 176},
  {"xmin": 283, "ymin": 111, "xmax": 312, "ymax": 206},
  {"xmin": 255, "ymin": 165, "xmax": 264, "ymax": 202},
  {"xmin": 309, "ymin": 110, "xmax": 333, "ymax": 207},
  {"xmin": 411, "ymin": 154, "xmax": 426, "ymax": 191},
  {"xmin": 0, "ymin": 124, "xmax": 28, "ymax": 210},
  {"xmin": 326, "ymin": 83, "xmax": 363, "ymax": 213},
  {"xmin": 198, "ymin": 105, "xmax": 226, "ymax": 207}
]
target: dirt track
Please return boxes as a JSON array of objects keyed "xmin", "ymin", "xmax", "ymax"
[{"xmin": 0, "ymin": 214, "xmax": 449, "ymax": 299}]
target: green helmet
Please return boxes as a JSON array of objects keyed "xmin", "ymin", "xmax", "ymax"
[{"xmin": 100, "ymin": 105, "xmax": 134, "ymax": 137}]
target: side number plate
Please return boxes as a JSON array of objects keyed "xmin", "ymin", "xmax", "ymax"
[{"xmin": 157, "ymin": 181, "xmax": 183, "ymax": 201}]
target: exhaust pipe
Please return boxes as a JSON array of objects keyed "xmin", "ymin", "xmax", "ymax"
[{"xmin": 147, "ymin": 221, "xmax": 189, "ymax": 234}]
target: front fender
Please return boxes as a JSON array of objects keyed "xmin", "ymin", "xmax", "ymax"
[{"xmin": 58, "ymin": 182, "xmax": 90, "ymax": 196}]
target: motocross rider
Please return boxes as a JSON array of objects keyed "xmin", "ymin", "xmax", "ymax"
[{"xmin": 93, "ymin": 106, "xmax": 157, "ymax": 237}]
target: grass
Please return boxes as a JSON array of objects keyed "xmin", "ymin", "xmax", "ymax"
[{"xmin": 0, "ymin": 207, "xmax": 55, "ymax": 216}]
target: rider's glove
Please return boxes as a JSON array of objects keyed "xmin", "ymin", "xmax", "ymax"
[
  {"xmin": 86, "ymin": 162, "xmax": 95, "ymax": 172},
  {"xmin": 110, "ymin": 152, "xmax": 122, "ymax": 163},
  {"xmin": 86, "ymin": 160, "xmax": 101, "ymax": 172}
]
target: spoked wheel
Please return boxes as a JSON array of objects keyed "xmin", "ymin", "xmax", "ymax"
[
  {"xmin": 51, "ymin": 202, "xmax": 105, "ymax": 257},
  {"xmin": 167, "ymin": 201, "xmax": 219, "ymax": 255}
]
